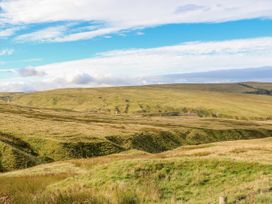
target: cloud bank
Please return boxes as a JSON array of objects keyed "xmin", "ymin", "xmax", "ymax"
[{"xmin": 1, "ymin": 37, "xmax": 272, "ymax": 92}]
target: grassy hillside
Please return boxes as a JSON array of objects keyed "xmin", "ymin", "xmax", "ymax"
[
  {"xmin": 1, "ymin": 137, "xmax": 272, "ymax": 203},
  {"xmin": 0, "ymin": 83, "xmax": 272, "ymax": 203},
  {"xmin": 0, "ymin": 101, "xmax": 272, "ymax": 172},
  {"xmin": 4, "ymin": 83, "xmax": 272, "ymax": 119},
  {"xmin": 0, "ymin": 83, "xmax": 272, "ymax": 171}
]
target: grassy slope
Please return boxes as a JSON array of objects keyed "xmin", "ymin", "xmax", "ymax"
[
  {"xmin": 6, "ymin": 83, "xmax": 272, "ymax": 119},
  {"xmin": 0, "ymin": 101, "xmax": 272, "ymax": 171},
  {"xmin": 0, "ymin": 83, "xmax": 272, "ymax": 171},
  {"xmin": 1, "ymin": 137, "xmax": 272, "ymax": 203},
  {"xmin": 0, "ymin": 83, "xmax": 272, "ymax": 203}
]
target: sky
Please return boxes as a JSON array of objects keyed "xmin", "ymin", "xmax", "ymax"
[{"xmin": 1, "ymin": 0, "xmax": 272, "ymax": 92}]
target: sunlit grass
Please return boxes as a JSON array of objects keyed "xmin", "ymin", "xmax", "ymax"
[
  {"xmin": 0, "ymin": 83, "xmax": 272, "ymax": 203},
  {"xmin": 1, "ymin": 137, "xmax": 272, "ymax": 203}
]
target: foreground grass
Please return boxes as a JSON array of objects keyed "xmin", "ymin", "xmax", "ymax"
[
  {"xmin": 257, "ymin": 192, "xmax": 272, "ymax": 203},
  {"xmin": 0, "ymin": 175, "xmax": 69, "ymax": 204},
  {"xmin": 1, "ymin": 138, "xmax": 272, "ymax": 204},
  {"xmin": 49, "ymin": 158, "xmax": 272, "ymax": 203}
]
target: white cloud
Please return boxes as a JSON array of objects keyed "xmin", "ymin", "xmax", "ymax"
[
  {"xmin": 37, "ymin": 37, "xmax": 272, "ymax": 77},
  {"xmin": 0, "ymin": 49, "xmax": 14, "ymax": 56},
  {"xmin": 1, "ymin": 0, "xmax": 272, "ymax": 42},
  {"xmin": 1, "ymin": 37, "xmax": 272, "ymax": 92}
]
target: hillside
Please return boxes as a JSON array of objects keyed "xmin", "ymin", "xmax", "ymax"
[
  {"xmin": 0, "ymin": 83, "xmax": 272, "ymax": 171},
  {"xmin": 3, "ymin": 82, "xmax": 272, "ymax": 119},
  {"xmin": 1, "ymin": 137, "xmax": 272, "ymax": 203},
  {"xmin": 0, "ymin": 83, "xmax": 272, "ymax": 203}
]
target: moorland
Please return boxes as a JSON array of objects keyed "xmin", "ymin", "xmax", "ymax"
[{"xmin": 0, "ymin": 82, "xmax": 272, "ymax": 203}]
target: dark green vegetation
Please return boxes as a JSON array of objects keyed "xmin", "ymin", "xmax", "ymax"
[{"xmin": 0, "ymin": 83, "xmax": 272, "ymax": 203}]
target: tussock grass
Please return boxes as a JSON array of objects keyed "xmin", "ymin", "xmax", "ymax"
[{"xmin": 20, "ymin": 158, "xmax": 272, "ymax": 204}]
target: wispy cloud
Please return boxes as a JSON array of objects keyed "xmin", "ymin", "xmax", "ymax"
[
  {"xmin": 1, "ymin": 0, "xmax": 272, "ymax": 42},
  {"xmin": 0, "ymin": 27, "xmax": 19, "ymax": 37},
  {"xmin": 15, "ymin": 25, "xmax": 68, "ymax": 42},
  {"xmin": 52, "ymin": 26, "xmax": 124, "ymax": 42}
]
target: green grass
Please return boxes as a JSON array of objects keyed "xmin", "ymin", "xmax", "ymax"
[
  {"xmin": 257, "ymin": 192, "xmax": 272, "ymax": 203},
  {"xmin": 0, "ymin": 100, "xmax": 271, "ymax": 170},
  {"xmin": 0, "ymin": 83, "xmax": 272, "ymax": 203},
  {"xmin": 0, "ymin": 83, "xmax": 272, "ymax": 171},
  {"xmin": 56, "ymin": 158, "xmax": 272, "ymax": 203},
  {"xmin": 1, "ymin": 137, "xmax": 272, "ymax": 203},
  {"xmin": 6, "ymin": 83, "xmax": 272, "ymax": 119},
  {"xmin": 0, "ymin": 140, "xmax": 37, "ymax": 171}
]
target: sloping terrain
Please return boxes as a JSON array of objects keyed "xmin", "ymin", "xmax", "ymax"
[
  {"xmin": 0, "ymin": 101, "xmax": 272, "ymax": 172},
  {"xmin": 0, "ymin": 83, "xmax": 272, "ymax": 171},
  {"xmin": 1, "ymin": 137, "xmax": 272, "ymax": 203},
  {"xmin": 3, "ymin": 82, "xmax": 272, "ymax": 119},
  {"xmin": 0, "ymin": 83, "xmax": 272, "ymax": 203}
]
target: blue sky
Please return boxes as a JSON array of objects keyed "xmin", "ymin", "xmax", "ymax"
[{"xmin": 1, "ymin": 0, "xmax": 272, "ymax": 91}]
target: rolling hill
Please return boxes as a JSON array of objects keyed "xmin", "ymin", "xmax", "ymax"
[
  {"xmin": 0, "ymin": 83, "xmax": 272, "ymax": 203},
  {"xmin": 3, "ymin": 82, "xmax": 272, "ymax": 118}
]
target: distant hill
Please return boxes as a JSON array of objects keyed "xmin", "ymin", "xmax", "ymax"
[{"xmin": 3, "ymin": 82, "xmax": 272, "ymax": 119}]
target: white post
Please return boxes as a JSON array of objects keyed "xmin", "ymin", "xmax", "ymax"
[{"xmin": 219, "ymin": 196, "xmax": 227, "ymax": 204}]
